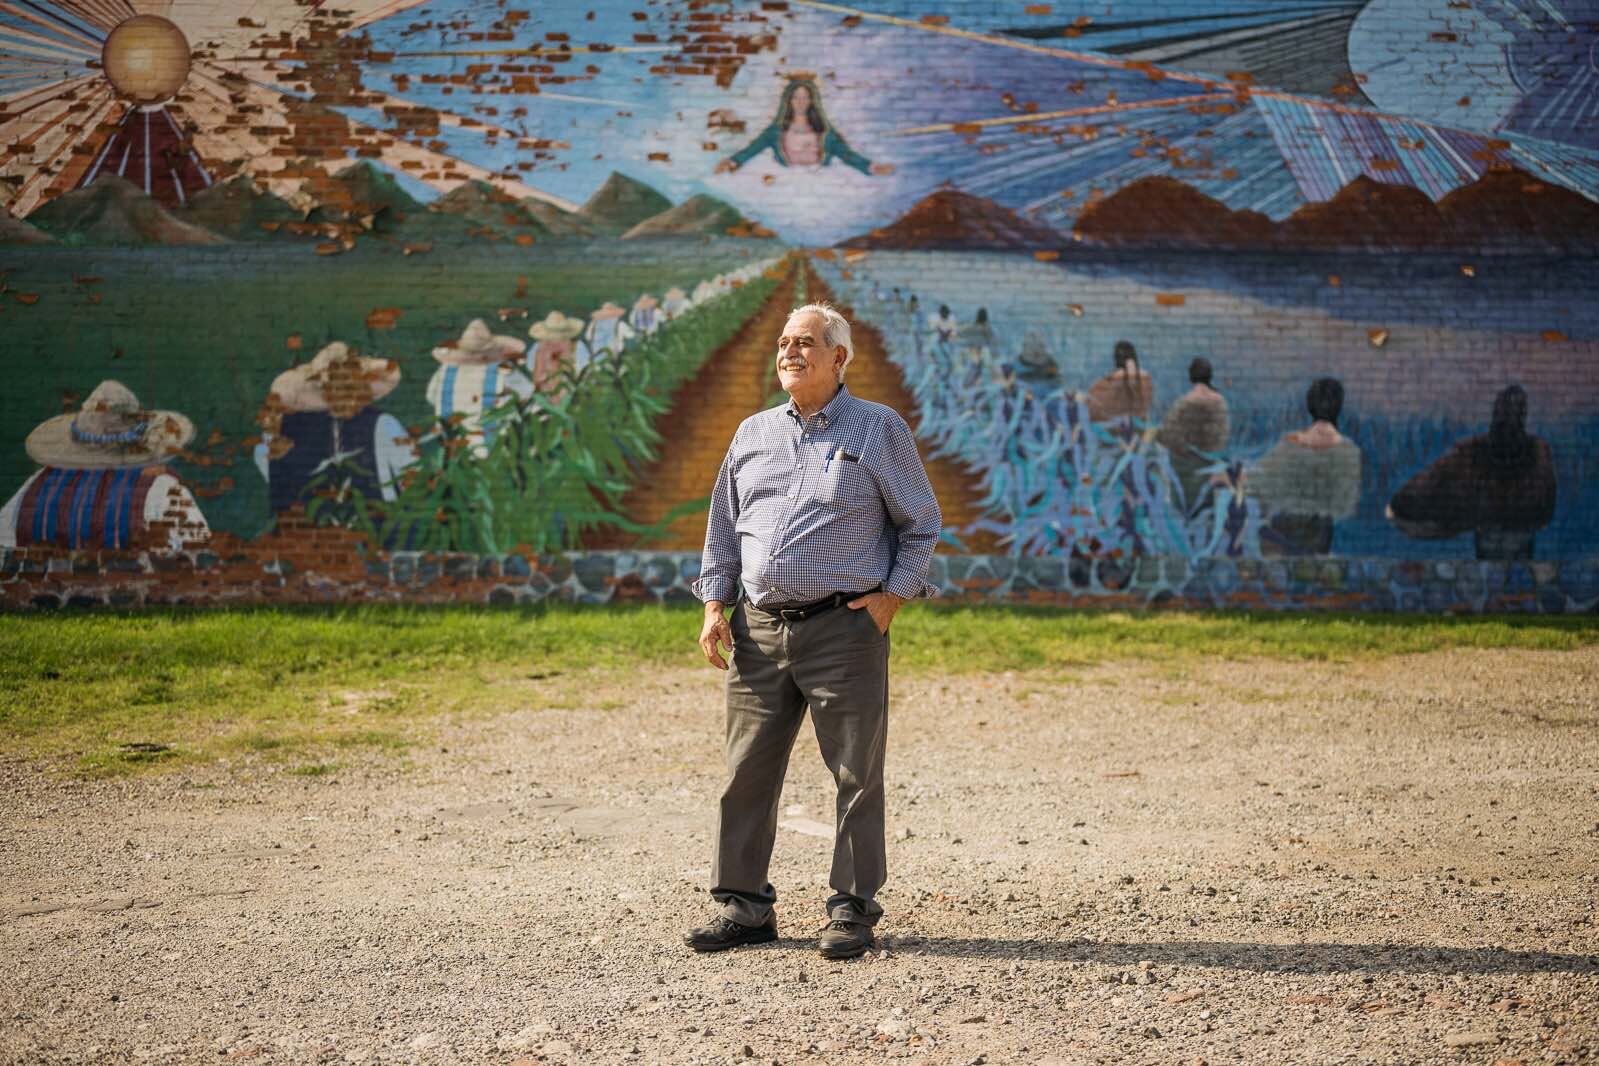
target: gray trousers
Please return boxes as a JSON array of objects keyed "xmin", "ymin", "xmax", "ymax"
[{"xmin": 711, "ymin": 599, "xmax": 890, "ymax": 928}]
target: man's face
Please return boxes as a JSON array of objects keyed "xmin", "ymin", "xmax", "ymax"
[{"xmin": 776, "ymin": 312, "xmax": 843, "ymax": 397}]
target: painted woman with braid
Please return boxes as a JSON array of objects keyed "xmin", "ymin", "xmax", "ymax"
[{"xmin": 715, "ymin": 78, "xmax": 893, "ymax": 176}]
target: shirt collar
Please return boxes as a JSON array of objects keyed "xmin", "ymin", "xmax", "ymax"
[{"xmin": 785, "ymin": 384, "xmax": 852, "ymax": 428}]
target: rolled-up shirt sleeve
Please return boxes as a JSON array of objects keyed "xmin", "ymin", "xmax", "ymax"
[
  {"xmin": 877, "ymin": 415, "xmax": 941, "ymax": 599},
  {"xmin": 692, "ymin": 444, "xmax": 740, "ymax": 604}
]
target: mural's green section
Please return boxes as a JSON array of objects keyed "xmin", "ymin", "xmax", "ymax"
[{"xmin": 0, "ymin": 240, "xmax": 776, "ymax": 539}]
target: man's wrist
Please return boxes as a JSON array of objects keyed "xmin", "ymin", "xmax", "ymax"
[{"xmin": 705, "ymin": 600, "xmax": 726, "ymax": 615}]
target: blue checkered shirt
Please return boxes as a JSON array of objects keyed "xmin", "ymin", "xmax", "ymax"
[{"xmin": 693, "ymin": 385, "xmax": 941, "ymax": 608}]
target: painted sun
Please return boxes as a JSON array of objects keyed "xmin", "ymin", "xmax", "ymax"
[{"xmin": 0, "ymin": 0, "xmax": 583, "ymax": 219}]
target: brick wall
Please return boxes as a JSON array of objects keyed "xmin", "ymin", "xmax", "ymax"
[{"xmin": 1, "ymin": 1, "xmax": 1595, "ymax": 612}]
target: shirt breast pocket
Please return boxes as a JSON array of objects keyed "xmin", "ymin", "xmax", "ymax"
[{"xmin": 817, "ymin": 459, "xmax": 877, "ymax": 510}]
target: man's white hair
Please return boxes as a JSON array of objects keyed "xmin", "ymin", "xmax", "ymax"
[{"xmin": 786, "ymin": 302, "xmax": 855, "ymax": 381}]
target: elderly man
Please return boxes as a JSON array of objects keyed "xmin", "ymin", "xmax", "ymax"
[{"xmin": 684, "ymin": 302, "xmax": 941, "ymax": 960}]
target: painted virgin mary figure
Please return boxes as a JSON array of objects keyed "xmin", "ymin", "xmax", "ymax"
[{"xmin": 715, "ymin": 78, "xmax": 893, "ymax": 176}]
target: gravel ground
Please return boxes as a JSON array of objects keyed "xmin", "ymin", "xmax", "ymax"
[{"xmin": 3, "ymin": 646, "xmax": 1597, "ymax": 1065}]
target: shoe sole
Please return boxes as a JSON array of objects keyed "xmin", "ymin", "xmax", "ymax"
[{"xmin": 685, "ymin": 928, "xmax": 778, "ymax": 953}]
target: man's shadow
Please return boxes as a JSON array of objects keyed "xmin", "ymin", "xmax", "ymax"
[{"xmin": 765, "ymin": 938, "xmax": 1597, "ymax": 975}]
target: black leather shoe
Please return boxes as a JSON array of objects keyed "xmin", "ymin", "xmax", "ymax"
[
  {"xmin": 817, "ymin": 919, "xmax": 876, "ymax": 959},
  {"xmin": 683, "ymin": 914, "xmax": 778, "ymax": 953}
]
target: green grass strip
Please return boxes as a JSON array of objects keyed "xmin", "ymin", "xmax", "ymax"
[{"xmin": 2, "ymin": 604, "xmax": 1593, "ymax": 775}]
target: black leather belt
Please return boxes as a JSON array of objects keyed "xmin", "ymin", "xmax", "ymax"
[{"xmin": 758, "ymin": 585, "xmax": 881, "ymax": 622}]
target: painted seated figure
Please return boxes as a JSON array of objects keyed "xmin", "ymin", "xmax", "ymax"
[
  {"xmin": 1386, "ymin": 385, "xmax": 1556, "ymax": 560},
  {"xmin": 258, "ymin": 341, "xmax": 416, "ymax": 511},
  {"xmin": 1156, "ymin": 357, "xmax": 1230, "ymax": 513},
  {"xmin": 1086, "ymin": 340, "xmax": 1155, "ymax": 423},
  {"xmin": 1247, "ymin": 377, "xmax": 1362, "ymax": 556},
  {"xmin": 1, "ymin": 380, "xmax": 209, "ymax": 552}
]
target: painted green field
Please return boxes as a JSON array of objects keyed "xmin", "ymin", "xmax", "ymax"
[
  {"xmin": 1, "ymin": 603, "xmax": 1594, "ymax": 776},
  {"xmin": 0, "ymin": 239, "xmax": 780, "ymax": 536}
]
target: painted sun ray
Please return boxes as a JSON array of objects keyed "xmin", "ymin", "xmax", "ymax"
[
  {"xmin": 1, "ymin": 82, "xmax": 111, "ymax": 212},
  {"xmin": 0, "ymin": 28, "xmax": 97, "ymax": 63},
  {"xmin": 42, "ymin": 94, "xmax": 125, "ymax": 194},
  {"xmin": 54, "ymin": 0, "xmax": 120, "ymax": 32},
  {"xmin": 164, "ymin": 96, "xmax": 284, "ymax": 191},
  {"xmin": 0, "ymin": 75, "xmax": 103, "ymax": 152},
  {"xmin": 0, "ymin": 2, "xmax": 106, "ymax": 51},
  {"xmin": 887, "ymin": 93, "xmax": 1238, "ymax": 137},
  {"xmin": 0, "ymin": 23, "xmax": 99, "ymax": 60},
  {"xmin": 7, "ymin": 83, "xmax": 112, "ymax": 205},
  {"xmin": 0, "ymin": 50, "xmax": 87, "ymax": 71},
  {"xmin": 0, "ymin": 70, "xmax": 96, "ymax": 112}
]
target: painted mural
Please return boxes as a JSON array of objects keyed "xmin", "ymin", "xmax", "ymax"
[{"xmin": 0, "ymin": 0, "xmax": 1596, "ymax": 606}]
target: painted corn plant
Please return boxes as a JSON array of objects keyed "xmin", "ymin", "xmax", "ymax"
[
  {"xmin": 308, "ymin": 270, "xmax": 783, "ymax": 553},
  {"xmin": 820, "ymin": 266, "xmax": 1262, "ymax": 560}
]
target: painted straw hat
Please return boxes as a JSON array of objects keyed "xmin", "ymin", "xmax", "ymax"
[
  {"xmin": 632, "ymin": 293, "xmax": 659, "ymax": 310},
  {"xmin": 589, "ymin": 301, "xmax": 627, "ymax": 321},
  {"xmin": 528, "ymin": 310, "xmax": 585, "ymax": 341},
  {"xmin": 663, "ymin": 287, "xmax": 687, "ymax": 302},
  {"xmin": 26, "ymin": 380, "xmax": 195, "ymax": 470},
  {"xmin": 432, "ymin": 318, "xmax": 527, "ymax": 366},
  {"xmin": 270, "ymin": 342, "xmax": 401, "ymax": 414}
]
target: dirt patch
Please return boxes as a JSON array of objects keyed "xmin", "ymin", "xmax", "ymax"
[
  {"xmin": 586, "ymin": 262, "xmax": 802, "ymax": 551},
  {"xmin": 2, "ymin": 647, "xmax": 1596, "ymax": 1064}
]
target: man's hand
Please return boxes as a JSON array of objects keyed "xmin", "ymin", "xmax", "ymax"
[
  {"xmin": 848, "ymin": 590, "xmax": 903, "ymax": 634},
  {"xmin": 699, "ymin": 601, "xmax": 734, "ymax": 670}
]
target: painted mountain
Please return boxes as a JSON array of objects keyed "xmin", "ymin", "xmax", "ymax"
[
  {"xmin": 1073, "ymin": 177, "xmax": 1275, "ymax": 250},
  {"xmin": 429, "ymin": 180, "xmax": 552, "ymax": 237},
  {"xmin": 1276, "ymin": 176, "xmax": 1443, "ymax": 250},
  {"xmin": 177, "ymin": 176, "xmax": 305, "ymax": 240},
  {"xmin": 26, "ymin": 175, "xmax": 224, "ymax": 246},
  {"xmin": 622, "ymin": 193, "xmax": 773, "ymax": 239},
  {"xmin": 0, "ymin": 206, "xmax": 53, "ymax": 245},
  {"xmin": 577, "ymin": 172, "xmax": 672, "ymax": 234},
  {"xmin": 1437, "ymin": 168, "xmax": 1599, "ymax": 252},
  {"xmin": 304, "ymin": 161, "xmax": 426, "ymax": 229},
  {"xmin": 840, "ymin": 187, "xmax": 1064, "ymax": 251},
  {"xmin": 523, "ymin": 199, "xmax": 593, "ymax": 237},
  {"xmin": 1076, "ymin": 169, "xmax": 1599, "ymax": 252}
]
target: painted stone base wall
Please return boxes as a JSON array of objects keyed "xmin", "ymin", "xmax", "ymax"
[{"xmin": 5, "ymin": 540, "xmax": 1595, "ymax": 616}]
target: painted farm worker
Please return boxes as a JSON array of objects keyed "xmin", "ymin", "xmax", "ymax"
[
  {"xmin": 256, "ymin": 341, "xmax": 415, "ymax": 508},
  {"xmin": 693, "ymin": 278, "xmax": 722, "ymax": 306},
  {"xmin": 630, "ymin": 293, "xmax": 663, "ymax": 337},
  {"xmin": 959, "ymin": 307, "xmax": 996, "ymax": 362},
  {"xmin": 927, "ymin": 303, "xmax": 957, "ymax": 346},
  {"xmin": 687, "ymin": 301, "xmax": 940, "ymax": 959},
  {"xmin": 1156, "ymin": 357, "xmax": 1230, "ymax": 513},
  {"xmin": 1247, "ymin": 377, "xmax": 1362, "ymax": 556},
  {"xmin": 1015, "ymin": 331, "xmax": 1060, "ymax": 382},
  {"xmin": 662, "ymin": 286, "xmax": 691, "ymax": 319},
  {"xmin": 583, "ymin": 300, "xmax": 638, "ymax": 361},
  {"xmin": 526, "ymin": 311, "xmax": 593, "ymax": 392},
  {"xmin": 0, "ymin": 380, "xmax": 208, "ymax": 552},
  {"xmin": 1086, "ymin": 340, "xmax": 1155, "ymax": 422},
  {"xmin": 1386, "ymin": 385, "xmax": 1556, "ymax": 560},
  {"xmin": 715, "ymin": 78, "xmax": 893, "ymax": 177},
  {"xmin": 425, "ymin": 322, "xmax": 532, "ymax": 457}
]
